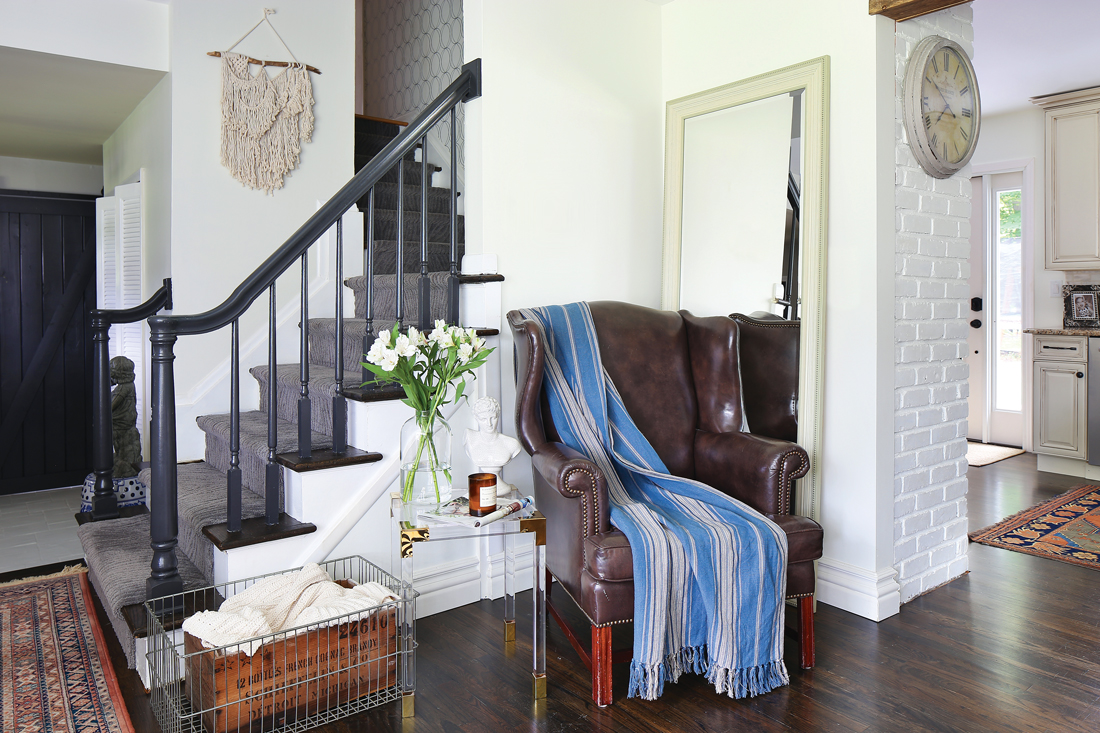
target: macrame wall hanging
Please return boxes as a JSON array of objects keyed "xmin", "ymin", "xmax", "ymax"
[{"xmin": 209, "ymin": 9, "xmax": 321, "ymax": 194}]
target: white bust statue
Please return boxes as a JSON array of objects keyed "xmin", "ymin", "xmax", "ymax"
[{"xmin": 464, "ymin": 396, "xmax": 522, "ymax": 495}]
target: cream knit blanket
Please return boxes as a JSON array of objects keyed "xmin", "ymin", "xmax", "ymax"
[{"xmin": 182, "ymin": 563, "xmax": 397, "ymax": 656}]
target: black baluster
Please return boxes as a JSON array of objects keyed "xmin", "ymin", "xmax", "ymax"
[
  {"xmin": 227, "ymin": 319, "xmax": 242, "ymax": 532},
  {"xmin": 89, "ymin": 314, "xmax": 118, "ymax": 520},
  {"xmin": 333, "ymin": 216, "xmax": 347, "ymax": 454},
  {"xmin": 147, "ymin": 329, "xmax": 182, "ymax": 600},
  {"xmin": 362, "ymin": 188, "xmax": 376, "ymax": 387},
  {"xmin": 418, "ymin": 134, "xmax": 430, "ymax": 331},
  {"xmin": 267, "ymin": 284, "xmax": 279, "ymax": 525},
  {"xmin": 298, "ymin": 252, "xmax": 311, "ymax": 459},
  {"xmin": 448, "ymin": 109, "xmax": 460, "ymax": 325},
  {"xmin": 396, "ymin": 155, "xmax": 405, "ymax": 331}
]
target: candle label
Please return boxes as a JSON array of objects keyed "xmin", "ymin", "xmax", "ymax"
[{"xmin": 479, "ymin": 483, "xmax": 497, "ymax": 510}]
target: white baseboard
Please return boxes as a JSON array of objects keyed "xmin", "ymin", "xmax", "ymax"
[{"xmin": 815, "ymin": 557, "xmax": 901, "ymax": 622}]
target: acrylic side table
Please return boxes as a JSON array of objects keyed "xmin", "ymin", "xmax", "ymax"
[{"xmin": 389, "ymin": 494, "xmax": 547, "ymax": 717}]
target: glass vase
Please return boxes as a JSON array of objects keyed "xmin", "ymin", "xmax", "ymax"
[{"xmin": 399, "ymin": 409, "xmax": 453, "ymax": 505}]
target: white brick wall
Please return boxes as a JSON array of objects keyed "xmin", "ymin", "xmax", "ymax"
[{"xmin": 893, "ymin": 5, "xmax": 973, "ymax": 602}]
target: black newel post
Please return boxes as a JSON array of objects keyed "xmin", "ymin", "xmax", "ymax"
[
  {"xmin": 89, "ymin": 313, "xmax": 119, "ymax": 520},
  {"xmin": 147, "ymin": 328, "xmax": 182, "ymax": 600}
]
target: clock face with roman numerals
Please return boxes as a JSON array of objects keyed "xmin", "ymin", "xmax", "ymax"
[{"xmin": 904, "ymin": 36, "xmax": 981, "ymax": 179}]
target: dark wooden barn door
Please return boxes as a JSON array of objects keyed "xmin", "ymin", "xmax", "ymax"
[{"xmin": 0, "ymin": 190, "xmax": 97, "ymax": 495}]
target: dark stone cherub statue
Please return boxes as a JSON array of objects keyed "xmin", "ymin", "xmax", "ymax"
[{"xmin": 110, "ymin": 355, "xmax": 141, "ymax": 478}]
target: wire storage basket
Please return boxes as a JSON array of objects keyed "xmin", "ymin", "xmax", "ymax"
[{"xmin": 146, "ymin": 556, "xmax": 417, "ymax": 733}]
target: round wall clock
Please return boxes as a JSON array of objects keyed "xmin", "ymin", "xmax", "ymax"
[{"xmin": 903, "ymin": 35, "xmax": 981, "ymax": 179}]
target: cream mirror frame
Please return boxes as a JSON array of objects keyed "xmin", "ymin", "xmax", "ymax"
[{"xmin": 661, "ymin": 56, "xmax": 829, "ymax": 521}]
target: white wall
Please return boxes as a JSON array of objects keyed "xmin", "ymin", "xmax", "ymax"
[
  {"xmin": 166, "ymin": 0, "xmax": 357, "ymax": 458},
  {"xmin": 970, "ymin": 108, "xmax": 1059, "ymax": 328},
  {"xmin": 0, "ymin": 0, "xmax": 168, "ymax": 71},
  {"xmin": 103, "ymin": 75, "xmax": 173, "ymax": 301},
  {"xmin": 462, "ymin": 0, "xmax": 666, "ymax": 490},
  {"xmin": 662, "ymin": 0, "xmax": 900, "ymax": 620},
  {"xmin": 0, "ymin": 156, "xmax": 103, "ymax": 195}
]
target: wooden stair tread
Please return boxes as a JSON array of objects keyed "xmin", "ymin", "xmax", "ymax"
[
  {"xmin": 275, "ymin": 445, "xmax": 382, "ymax": 472},
  {"xmin": 202, "ymin": 512, "xmax": 317, "ymax": 552}
]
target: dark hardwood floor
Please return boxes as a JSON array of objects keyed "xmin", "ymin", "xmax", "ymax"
[{"xmin": 91, "ymin": 453, "xmax": 1100, "ymax": 732}]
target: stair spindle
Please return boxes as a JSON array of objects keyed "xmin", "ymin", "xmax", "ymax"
[
  {"xmin": 147, "ymin": 329, "xmax": 183, "ymax": 601},
  {"xmin": 333, "ymin": 216, "xmax": 347, "ymax": 453},
  {"xmin": 266, "ymin": 284, "xmax": 279, "ymax": 524},
  {"xmin": 418, "ymin": 134, "xmax": 431, "ymax": 331},
  {"xmin": 396, "ymin": 155, "xmax": 405, "ymax": 331},
  {"xmin": 227, "ymin": 319, "xmax": 242, "ymax": 532},
  {"xmin": 363, "ymin": 187, "xmax": 376, "ymax": 386},
  {"xmin": 298, "ymin": 252, "xmax": 312, "ymax": 459},
  {"xmin": 448, "ymin": 108, "xmax": 460, "ymax": 325},
  {"xmin": 89, "ymin": 315, "xmax": 119, "ymax": 520}
]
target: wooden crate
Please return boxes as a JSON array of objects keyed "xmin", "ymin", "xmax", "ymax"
[{"xmin": 184, "ymin": 602, "xmax": 397, "ymax": 733}]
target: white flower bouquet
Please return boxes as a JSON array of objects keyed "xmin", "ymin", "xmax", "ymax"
[{"xmin": 363, "ymin": 321, "xmax": 494, "ymax": 503}]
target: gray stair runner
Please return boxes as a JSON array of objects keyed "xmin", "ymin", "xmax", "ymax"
[
  {"xmin": 368, "ymin": 241, "xmax": 466, "ymax": 275},
  {"xmin": 347, "ymin": 271, "xmax": 451, "ymax": 321},
  {"xmin": 78, "ymin": 512, "xmax": 208, "ymax": 667},
  {"xmin": 369, "ymin": 181, "xmax": 456, "ymax": 214},
  {"xmin": 371, "ymin": 208, "xmax": 465, "ymax": 244},
  {"xmin": 197, "ymin": 410, "xmax": 333, "ymax": 506},
  {"xmin": 250, "ymin": 364, "xmax": 343, "ymax": 435},
  {"xmin": 138, "ymin": 462, "xmax": 267, "ymax": 584}
]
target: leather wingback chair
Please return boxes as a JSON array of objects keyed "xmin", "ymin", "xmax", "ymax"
[
  {"xmin": 731, "ymin": 312, "xmax": 800, "ymax": 443},
  {"xmin": 508, "ymin": 301, "xmax": 823, "ymax": 707}
]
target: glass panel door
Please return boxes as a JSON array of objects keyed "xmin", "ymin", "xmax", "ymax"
[{"xmin": 987, "ymin": 171, "xmax": 1024, "ymax": 447}]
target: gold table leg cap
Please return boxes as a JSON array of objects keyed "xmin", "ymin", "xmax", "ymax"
[
  {"xmin": 533, "ymin": 673, "xmax": 547, "ymax": 699},
  {"xmin": 402, "ymin": 693, "xmax": 415, "ymax": 718},
  {"xmin": 504, "ymin": 619, "xmax": 516, "ymax": 642}
]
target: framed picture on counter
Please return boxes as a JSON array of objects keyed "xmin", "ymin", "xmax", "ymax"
[{"xmin": 1063, "ymin": 285, "xmax": 1100, "ymax": 329}]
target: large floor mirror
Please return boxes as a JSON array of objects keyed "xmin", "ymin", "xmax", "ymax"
[{"xmin": 661, "ymin": 57, "xmax": 829, "ymax": 521}]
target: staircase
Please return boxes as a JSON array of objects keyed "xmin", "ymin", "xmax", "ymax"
[{"xmin": 75, "ymin": 63, "xmax": 491, "ymax": 677}]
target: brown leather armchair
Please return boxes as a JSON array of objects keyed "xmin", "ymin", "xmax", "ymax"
[{"xmin": 508, "ymin": 301, "xmax": 822, "ymax": 707}]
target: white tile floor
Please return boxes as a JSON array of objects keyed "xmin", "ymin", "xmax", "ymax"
[{"xmin": 0, "ymin": 486, "xmax": 84, "ymax": 574}]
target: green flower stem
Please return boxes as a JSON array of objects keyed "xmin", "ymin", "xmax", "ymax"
[{"xmin": 403, "ymin": 427, "xmax": 430, "ymax": 502}]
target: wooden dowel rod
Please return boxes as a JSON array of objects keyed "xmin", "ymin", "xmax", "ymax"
[{"xmin": 207, "ymin": 51, "xmax": 320, "ymax": 75}]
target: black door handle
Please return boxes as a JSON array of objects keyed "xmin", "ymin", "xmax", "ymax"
[
  {"xmin": 970, "ymin": 319, "xmax": 982, "ymax": 328},
  {"xmin": 1078, "ymin": 372, "xmax": 1084, "ymax": 378}
]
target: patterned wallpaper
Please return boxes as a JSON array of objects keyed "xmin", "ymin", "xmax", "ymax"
[{"xmin": 365, "ymin": 0, "xmax": 464, "ymax": 168}]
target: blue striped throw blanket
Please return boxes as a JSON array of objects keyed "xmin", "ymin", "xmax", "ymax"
[{"xmin": 521, "ymin": 302, "xmax": 789, "ymax": 700}]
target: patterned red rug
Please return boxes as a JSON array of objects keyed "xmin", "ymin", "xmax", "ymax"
[
  {"xmin": 969, "ymin": 484, "xmax": 1100, "ymax": 570},
  {"xmin": 0, "ymin": 568, "xmax": 134, "ymax": 732}
]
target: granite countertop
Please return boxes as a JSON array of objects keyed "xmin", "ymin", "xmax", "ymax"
[{"xmin": 1025, "ymin": 328, "xmax": 1100, "ymax": 336}]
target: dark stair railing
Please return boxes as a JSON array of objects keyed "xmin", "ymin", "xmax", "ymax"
[
  {"xmin": 776, "ymin": 171, "xmax": 801, "ymax": 320},
  {"xmin": 88, "ymin": 278, "xmax": 173, "ymax": 521},
  {"xmin": 143, "ymin": 60, "xmax": 481, "ymax": 600}
]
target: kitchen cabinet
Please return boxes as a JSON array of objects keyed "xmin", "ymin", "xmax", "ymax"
[
  {"xmin": 1035, "ymin": 88, "xmax": 1100, "ymax": 269},
  {"xmin": 1033, "ymin": 335, "xmax": 1088, "ymax": 459}
]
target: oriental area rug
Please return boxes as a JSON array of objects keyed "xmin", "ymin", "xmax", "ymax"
[
  {"xmin": 0, "ymin": 567, "xmax": 134, "ymax": 732},
  {"xmin": 969, "ymin": 484, "xmax": 1100, "ymax": 570}
]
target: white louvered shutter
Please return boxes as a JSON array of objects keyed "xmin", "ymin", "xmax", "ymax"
[
  {"xmin": 96, "ymin": 181, "xmax": 146, "ymax": 450},
  {"xmin": 96, "ymin": 196, "xmax": 118, "ymax": 315}
]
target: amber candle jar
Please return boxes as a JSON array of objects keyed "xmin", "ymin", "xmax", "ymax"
[{"xmin": 468, "ymin": 473, "xmax": 498, "ymax": 516}]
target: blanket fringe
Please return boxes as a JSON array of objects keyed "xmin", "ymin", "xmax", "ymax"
[
  {"xmin": 627, "ymin": 660, "xmax": 667, "ymax": 701},
  {"xmin": 707, "ymin": 659, "xmax": 789, "ymax": 699},
  {"xmin": 664, "ymin": 644, "xmax": 709, "ymax": 682}
]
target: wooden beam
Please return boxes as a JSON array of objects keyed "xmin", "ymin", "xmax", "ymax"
[{"xmin": 870, "ymin": 0, "xmax": 970, "ymax": 22}]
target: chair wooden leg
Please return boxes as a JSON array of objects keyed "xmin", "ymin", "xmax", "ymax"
[
  {"xmin": 591, "ymin": 624, "xmax": 613, "ymax": 706},
  {"xmin": 799, "ymin": 595, "xmax": 816, "ymax": 669}
]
